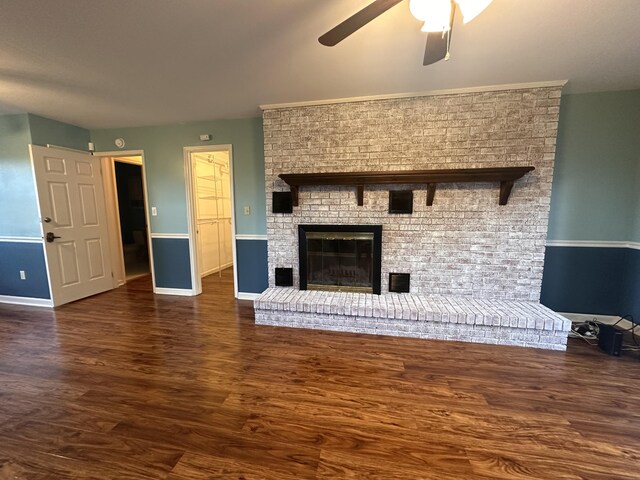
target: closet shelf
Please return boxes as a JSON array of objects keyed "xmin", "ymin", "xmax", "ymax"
[{"xmin": 198, "ymin": 195, "xmax": 230, "ymax": 200}]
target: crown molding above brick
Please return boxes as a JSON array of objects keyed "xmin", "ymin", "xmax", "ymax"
[{"xmin": 259, "ymin": 80, "xmax": 568, "ymax": 111}]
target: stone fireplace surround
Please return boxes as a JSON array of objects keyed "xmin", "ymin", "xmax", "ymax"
[{"xmin": 256, "ymin": 83, "xmax": 571, "ymax": 350}]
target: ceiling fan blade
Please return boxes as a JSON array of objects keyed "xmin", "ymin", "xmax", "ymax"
[
  {"xmin": 423, "ymin": 3, "xmax": 456, "ymax": 66},
  {"xmin": 423, "ymin": 31, "xmax": 449, "ymax": 65},
  {"xmin": 319, "ymin": 0, "xmax": 405, "ymax": 46}
]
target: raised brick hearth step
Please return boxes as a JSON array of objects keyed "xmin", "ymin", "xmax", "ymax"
[{"xmin": 254, "ymin": 288, "xmax": 571, "ymax": 351}]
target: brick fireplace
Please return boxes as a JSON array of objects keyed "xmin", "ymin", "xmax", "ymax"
[{"xmin": 255, "ymin": 83, "xmax": 571, "ymax": 350}]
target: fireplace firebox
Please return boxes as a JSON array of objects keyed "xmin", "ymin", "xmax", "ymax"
[{"xmin": 298, "ymin": 225, "xmax": 382, "ymax": 294}]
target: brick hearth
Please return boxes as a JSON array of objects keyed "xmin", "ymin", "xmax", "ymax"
[{"xmin": 255, "ymin": 288, "xmax": 570, "ymax": 350}]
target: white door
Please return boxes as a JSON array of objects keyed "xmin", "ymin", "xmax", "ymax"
[{"xmin": 30, "ymin": 145, "xmax": 114, "ymax": 306}]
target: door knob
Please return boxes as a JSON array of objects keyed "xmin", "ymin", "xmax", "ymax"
[
  {"xmin": 43, "ymin": 217, "xmax": 52, "ymax": 223},
  {"xmin": 45, "ymin": 232, "xmax": 61, "ymax": 243}
]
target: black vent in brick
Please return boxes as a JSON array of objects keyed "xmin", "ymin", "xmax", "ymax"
[
  {"xmin": 389, "ymin": 190, "xmax": 413, "ymax": 214},
  {"xmin": 389, "ymin": 273, "xmax": 410, "ymax": 293},
  {"xmin": 272, "ymin": 191, "xmax": 293, "ymax": 214},
  {"xmin": 275, "ymin": 268, "xmax": 293, "ymax": 287}
]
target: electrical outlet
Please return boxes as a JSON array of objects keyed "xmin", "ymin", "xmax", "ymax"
[
  {"xmin": 151, "ymin": 207, "xmax": 157, "ymax": 216},
  {"xmin": 19, "ymin": 270, "xmax": 26, "ymax": 280},
  {"xmin": 243, "ymin": 206, "xmax": 251, "ymax": 215}
]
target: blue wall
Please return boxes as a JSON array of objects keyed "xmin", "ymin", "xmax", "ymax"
[
  {"xmin": 0, "ymin": 242, "xmax": 50, "ymax": 299},
  {"xmin": 621, "ymin": 249, "xmax": 640, "ymax": 322},
  {"xmin": 151, "ymin": 238, "xmax": 192, "ymax": 290},
  {"xmin": 90, "ymin": 117, "xmax": 268, "ymax": 294},
  {"xmin": 542, "ymin": 247, "xmax": 629, "ymax": 316},
  {"xmin": 633, "ymin": 160, "xmax": 640, "ymax": 243},
  {"xmin": 236, "ymin": 239, "xmax": 268, "ymax": 294},
  {"xmin": 542, "ymin": 90, "xmax": 640, "ymax": 323}
]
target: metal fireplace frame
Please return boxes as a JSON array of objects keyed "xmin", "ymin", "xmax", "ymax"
[{"xmin": 298, "ymin": 224, "xmax": 383, "ymax": 295}]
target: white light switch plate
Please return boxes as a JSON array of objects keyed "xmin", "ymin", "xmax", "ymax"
[{"xmin": 151, "ymin": 207, "xmax": 157, "ymax": 216}]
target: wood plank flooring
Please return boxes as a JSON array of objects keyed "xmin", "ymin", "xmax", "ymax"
[{"xmin": 1, "ymin": 269, "xmax": 639, "ymax": 479}]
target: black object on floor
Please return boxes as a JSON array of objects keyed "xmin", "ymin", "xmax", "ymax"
[{"xmin": 598, "ymin": 324, "xmax": 623, "ymax": 356}]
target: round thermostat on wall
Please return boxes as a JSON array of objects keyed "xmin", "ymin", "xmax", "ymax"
[{"xmin": 114, "ymin": 138, "xmax": 126, "ymax": 149}]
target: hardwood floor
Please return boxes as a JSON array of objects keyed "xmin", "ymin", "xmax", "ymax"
[{"xmin": 1, "ymin": 270, "xmax": 639, "ymax": 479}]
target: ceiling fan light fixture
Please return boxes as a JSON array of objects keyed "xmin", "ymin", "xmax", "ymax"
[
  {"xmin": 454, "ymin": 0, "xmax": 493, "ymax": 23},
  {"xmin": 410, "ymin": 0, "xmax": 452, "ymax": 32}
]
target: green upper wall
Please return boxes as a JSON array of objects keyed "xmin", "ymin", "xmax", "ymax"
[
  {"xmin": 28, "ymin": 113, "xmax": 90, "ymax": 150},
  {"xmin": 0, "ymin": 114, "xmax": 40, "ymax": 237},
  {"xmin": 90, "ymin": 117, "xmax": 265, "ymax": 235},
  {"xmin": 0, "ymin": 114, "xmax": 92, "ymax": 238},
  {"xmin": 548, "ymin": 89, "xmax": 640, "ymax": 242},
  {"xmin": 5, "ymin": 90, "xmax": 638, "ymax": 242}
]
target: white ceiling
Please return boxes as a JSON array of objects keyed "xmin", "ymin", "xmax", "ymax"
[{"xmin": 1, "ymin": 0, "xmax": 639, "ymax": 129}]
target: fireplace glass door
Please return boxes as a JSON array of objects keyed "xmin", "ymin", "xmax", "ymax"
[{"xmin": 299, "ymin": 225, "xmax": 382, "ymax": 294}]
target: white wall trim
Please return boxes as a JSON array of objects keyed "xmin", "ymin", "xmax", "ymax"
[
  {"xmin": 546, "ymin": 240, "xmax": 640, "ymax": 250},
  {"xmin": 150, "ymin": 233, "xmax": 190, "ymax": 239},
  {"xmin": 154, "ymin": 287, "xmax": 194, "ymax": 297},
  {"xmin": 236, "ymin": 292, "xmax": 261, "ymax": 301},
  {"xmin": 235, "ymin": 234, "xmax": 268, "ymax": 241},
  {"xmin": 561, "ymin": 312, "xmax": 637, "ymax": 331},
  {"xmin": 260, "ymin": 80, "xmax": 568, "ymax": 110},
  {"xmin": 0, "ymin": 295, "xmax": 53, "ymax": 308},
  {"xmin": 45, "ymin": 144, "xmax": 89, "ymax": 153},
  {"xmin": 95, "ymin": 149, "xmax": 145, "ymax": 157},
  {"xmin": 0, "ymin": 236, "xmax": 42, "ymax": 243}
]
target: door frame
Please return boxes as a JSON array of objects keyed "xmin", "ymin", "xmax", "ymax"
[
  {"xmin": 184, "ymin": 145, "xmax": 238, "ymax": 297},
  {"xmin": 96, "ymin": 150, "xmax": 156, "ymax": 291}
]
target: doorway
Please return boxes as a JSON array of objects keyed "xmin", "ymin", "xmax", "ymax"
[
  {"xmin": 100, "ymin": 153, "xmax": 154, "ymax": 288},
  {"xmin": 114, "ymin": 159, "xmax": 150, "ymax": 280},
  {"xmin": 184, "ymin": 145, "xmax": 238, "ymax": 297}
]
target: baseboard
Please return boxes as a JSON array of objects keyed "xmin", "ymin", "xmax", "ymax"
[
  {"xmin": 0, "ymin": 295, "xmax": 53, "ymax": 308},
  {"xmin": 560, "ymin": 312, "xmax": 636, "ymax": 330},
  {"xmin": 154, "ymin": 287, "xmax": 194, "ymax": 297},
  {"xmin": 236, "ymin": 292, "xmax": 262, "ymax": 301}
]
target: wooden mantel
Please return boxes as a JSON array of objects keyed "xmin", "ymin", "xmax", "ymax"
[{"xmin": 279, "ymin": 166, "xmax": 535, "ymax": 207}]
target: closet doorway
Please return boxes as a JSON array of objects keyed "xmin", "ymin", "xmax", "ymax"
[{"xmin": 185, "ymin": 145, "xmax": 237, "ymax": 297}]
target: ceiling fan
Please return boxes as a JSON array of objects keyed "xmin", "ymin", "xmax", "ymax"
[{"xmin": 319, "ymin": 0, "xmax": 493, "ymax": 66}]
